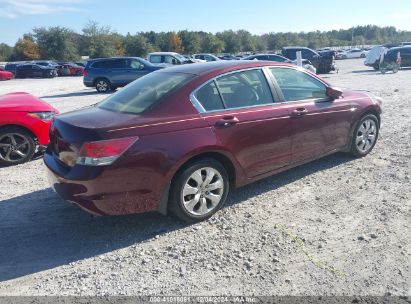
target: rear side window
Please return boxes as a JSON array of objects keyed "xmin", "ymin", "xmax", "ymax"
[
  {"xmin": 194, "ymin": 69, "xmax": 274, "ymax": 111},
  {"xmin": 92, "ymin": 60, "xmax": 109, "ymax": 68},
  {"xmin": 110, "ymin": 59, "xmax": 125, "ymax": 69},
  {"xmin": 150, "ymin": 55, "xmax": 162, "ymax": 63},
  {"xmin": 195, "ymin": 81, "xmax": 224, "ymax": 111},
  {"xmin": 98, "ymin": 72, "xmax": 193, "ymax": 114},
  {"xmin": 270, "ymin": 68, "xmax": 327, "ymax": 101}
]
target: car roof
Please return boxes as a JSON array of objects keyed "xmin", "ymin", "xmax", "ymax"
[
  {"xmin": 283, "ymin": 46, "xmax": 310, "ymax": 50},
  {"xmin": 158, "ymin": 60, "xmax": 294, "ymax": 76},
  {"xmin": 387, "ymin": 46, "xmax": 411, "ymax": 52},
  {"xmin": 149, "ymin": 52, "xmax": 179, "ymax": 55},
  {"xmin": 89, "ymin": 56, "xmax": 143, "ymax": 61}
]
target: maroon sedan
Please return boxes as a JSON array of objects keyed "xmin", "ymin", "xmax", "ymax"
[{"xmin": 44, "ymin": 61, "xmax": 382, "ymax": 222}]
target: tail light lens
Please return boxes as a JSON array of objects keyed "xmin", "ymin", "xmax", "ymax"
[
  {"xmin": 83, "ymin": 70, "xmax": 88, "ymax": 76},
  {"xmin": 76, "ymin": 137, "xmax": 138, "ymax": 166}
]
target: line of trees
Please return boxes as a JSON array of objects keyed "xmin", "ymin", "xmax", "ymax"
[{"xmin": 1, "ymin": 21, "xmax": 411, "ymax": 62}]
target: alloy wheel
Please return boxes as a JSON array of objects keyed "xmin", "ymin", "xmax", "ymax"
[
  {"xmin": 0, "ymin": 133, "xmax": 31, "ymax": 163},
  {"xmin": 181, "ymin": 167, "xmax": 224, "ymax": 216},
  {"xmin": 356, "ymin": 119, "xmax": 377, "ymax": 153},
  {"xmin": 96, "ymin": 80, "xmax": 109, "ymax": 92}
]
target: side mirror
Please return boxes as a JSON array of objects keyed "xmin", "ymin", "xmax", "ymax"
[
  {"xmin": 139, "ymin": 64, "xmax": 145, "ymax": 70},
  {"xmin": 171, "ymin": 59, "xmax": 178, "ymax": 65},
  {"xmin": 326, "ymin": 86, "xmax": 343, "ymax": 99}
]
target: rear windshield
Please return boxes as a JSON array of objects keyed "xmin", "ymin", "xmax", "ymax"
[{"xmin": 98, "ymin": 72, "xmax": 193, "ymax": 114}]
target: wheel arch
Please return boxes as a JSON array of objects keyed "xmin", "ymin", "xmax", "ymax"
[
  {"xmin": 0, "ymin": 124, "xmax": 38, "ymax": 142},
  {"xmin": 93, "ymin": 77, "xmax": 111, "ymax": 86},
  {"xmin": 343, "ymin": 108, "xmax": 381, "ymax": 152},
  {"xmin": 158, "ymin": 150, "xmax": 239, "ymax": 215}
]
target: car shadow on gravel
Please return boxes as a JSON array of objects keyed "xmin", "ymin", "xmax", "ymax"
[
  {"xmin": 0, "ymin": 152, "xmax": 354, "ymax": 281},
  {"xmin": 225, "ymin": 152, "xmax": 355, "ymax": 208},
  {"xmin": 40, "ymin": 91, "xmax": 110, "ymax": 98}
]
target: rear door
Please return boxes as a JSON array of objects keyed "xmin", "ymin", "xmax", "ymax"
[
  {"xmin": 192, "ymin": 68, "xmax": 292, "ymax": 177},
  {"xmin": 107, "ymin": 59, "xmax": 127, "ymax": 86},
  {"xmin": 269, "ymin": 67, "xmax": 353, "ymax": 163}
]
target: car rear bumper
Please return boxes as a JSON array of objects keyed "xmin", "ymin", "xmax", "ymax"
[
  {"xmin": 83, "ymin": 80, "xmax": 94, "ymax": 87},
  {"xmin": 44, "ymin": 152, "xmax": 163, "ymax": 216}
]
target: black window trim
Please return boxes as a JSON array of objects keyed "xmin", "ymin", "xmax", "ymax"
[{"xmin": 190, "ymin": 67, "xmax": 281, "ymax": 114}]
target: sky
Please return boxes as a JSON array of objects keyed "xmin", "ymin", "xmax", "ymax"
[{"xmin": 0, "ymin": 0, "xmax": 410, "ymax": 45}]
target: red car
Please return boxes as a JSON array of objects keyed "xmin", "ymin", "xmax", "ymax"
[
  {"xmin": 0, "ymin": 70, "xmax": 13, "ymax": 81},
  {"xmin": 59, "ymin": 64, "xmax": 84, "ymax": 76},
  {"xmin": 44, "ymin": 61, "xmax": 382, "ymax": 222},
  {"xmin": 0, "ymin": 92, "xmax": 58, "ymax": 166}
]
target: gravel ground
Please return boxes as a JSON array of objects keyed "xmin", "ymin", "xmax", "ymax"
[{"xmin": 0, "ymin": 59, "xmax": 409, "ymax": 296}]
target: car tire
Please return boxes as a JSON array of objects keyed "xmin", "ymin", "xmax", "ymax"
[
  {"xmin": 349, "ymin": 114, "xmax": 379, "ymax": 158},
  {"xmin": 373, "ymin": 62, "xmax": 380, "ymax": 70},
  {"xmin": 76, "ymin": 70, "xmax": 83, "ymax": 76},
  {"xmin": 169, "ymin": 158, "xmax": 229, "ymax": 223},
  {"xmin": 360, "ymin": 54, "xmax": 366, "ymax": 58},
  {"xmin": 95, "ymin": 79, "xmax": 111, "ymax": 93},
  {"xmin": 0, "ymin": 127, "xmax": 36, "ymax": 166}
]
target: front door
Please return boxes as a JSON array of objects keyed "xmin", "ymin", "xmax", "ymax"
[
  {"xmin": 193, "ymin": 68, "xmax": 292, "ymax": 178},
  {"xmin": 269, "ymin": 67, "xmax": 353, "ymax": 163},
  {"xmin": 123, "ymin": 58, "xmax": 147, "ymax": 84}
]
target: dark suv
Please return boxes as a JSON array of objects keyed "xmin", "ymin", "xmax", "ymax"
[
  {"xmin": 83, "ymin": 57, "xmax": 163, "ymax": 93},
  {"xmin": 382, "ymin": 46, "xmax": 411, "ymax": 68},
  {"xmin": 282, "ymin": 47, "xmax": 335, "ymax": 74}
]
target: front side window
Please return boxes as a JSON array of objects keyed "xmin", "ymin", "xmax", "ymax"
[
  {"xmin": 126, "ymin": 59, "xmax": 142, "ymax": 69},
  {"xmin": 270, "ymin": 68, "xmax": 327, "ymax": 101},
  {"xmin": 164, "ymin": 56, "xmax": 175, "ymax": 64},
  {"xmin": 99, "ymin": 72, "xmax": 193, "ymax": 114}
]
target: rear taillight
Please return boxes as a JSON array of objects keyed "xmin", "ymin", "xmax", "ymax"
[
  {"xmin": 83, "ymin": 70, "xmax": 88, "ymax": 76},
  {"xmin": 76, "ymin": 137, "xmax": 138, "ymax": 166}
]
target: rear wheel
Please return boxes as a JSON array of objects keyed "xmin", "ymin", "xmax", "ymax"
[
  {"xmin": 360, "ymin": 54, "xmax": 366, "ymax": 58},
  {"xmin": 95, "ymin": 79, "xmax": 111, "ymax": 93},
  {"xmin": 0, "ymin": 127, "xmax": 36, "ymax": 166},
  {"xmin": 169, "ymin": 158, "xmax": 229, "ymax": 223},
  {"xmin": 349, "ymin": 114, "xmax": 379, "ymax": 157}
]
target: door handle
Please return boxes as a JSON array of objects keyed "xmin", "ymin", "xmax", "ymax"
[
  {"xmin": 291, "ymin": 108, "xmax": 308, "ymax": 117},
  {"xmin": 214, "ymin": 116, "xmax": 239, "ymax": 128}
]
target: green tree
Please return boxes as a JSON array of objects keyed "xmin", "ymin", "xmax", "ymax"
[
  {"xmin": 124, "ymin": 33, "xmax": 154, "ymax": 57},
  {"xmin": 201, "ymin": 33, "xmax": 224, "ymax": 53},
  {"xmin": 217, "ymin": 30, "xmax": 241, "ymax": 53},
  {"xmin": 0, "ymin": 43, "xmax": 13, "ymax": 61},
  {"xmin": 178, "ymin": 30, "xmax": 201, "ymax": 54},
  {"xmin": 33, "ymin": 26, "xmax": 79, "ymax": 60},
  {"xmin": 237, "ymin": 30, "xmax": 255, "ymax": 52},
  {"xmin": 82, "ymin": 20, "xmax": 117, "ymax": 58}
]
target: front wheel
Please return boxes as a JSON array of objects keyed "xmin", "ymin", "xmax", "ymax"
[
  {"xmin": 349, "ymin": 114, "xmax": 379, "ymax": 157},
  {"xmin": 0, "ymin": 127, "xmax": 36, "ymax": 166},
  {"xmin": 169, "ymin": 159, "xmax": 229, "ymax": 223}
]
